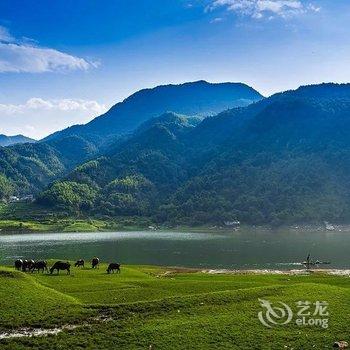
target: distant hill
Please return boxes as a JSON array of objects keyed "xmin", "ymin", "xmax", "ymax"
[
  {"xmin": 38, "ymin": 83, "xmax": 350, "ymax": 225},
  {"xmin": 44, "ymin": 81, "xmax": 263, "ymax": 146},
  {"xmin": 0, "ymin": 135, "xmax": 97, "ymax": 196},
  {"xmin": 0, "ymin": 134, "xmax": 36, "ymax": 147}
]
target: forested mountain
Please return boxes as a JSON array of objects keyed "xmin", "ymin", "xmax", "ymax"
[
  {"xmin": 0, "ymin": 134, "xmax": 35, "ymax": 147},
  {"xmin": 39, "ymin": 83, "xmax": 350, "ymax": 225},
  {"xmin": 0, "ymin": 81, "xmax": 261, "ymax": 198},
  {"xmin": 44, "ymin": 81, "xmax": 263, "ymax": 147},
  {"xmin": 0, "ymin": 136, "xmax": 97, "ymax": 195}
]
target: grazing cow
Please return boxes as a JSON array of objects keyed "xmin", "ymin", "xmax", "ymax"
[
  {"xmin": 91, "ymin": 257, "xmax": 100, "ymax": 269},
  {"xmin": 14, "ymin": 259, "xmax": 23, "ymax": 270},
  {"xmin": 27, "ymin": 259, "xmax": 35, "ymax": 270},
  {"xmin": 22, "ymin": 259, "xmax": 32, "ymax": 272},
  {"xmin": 22, "ymin": 259, "xmax": 28, "ymax": 272},
  {"xmin": 75, "ymin": 259, "xmax": 85, "ymax": 268},
  {"xmin": 50, "ymin": 261, "xmax": 71, "ymax": 275},
  {"xmin": 31, "ymin": 261, "xmax": 48, "ymax": 273},
  {"xmin": 107, "ymin": 263, "xmax": 121, "ymax": 274}
]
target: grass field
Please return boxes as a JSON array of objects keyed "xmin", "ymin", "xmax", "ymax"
[
  {"xmin": 0, "ymin": 263, "xmax": 349, "ymax": 349},
  {"xmin": 0, "ymin": 203, "xmax": 156, "ymax": 233}
]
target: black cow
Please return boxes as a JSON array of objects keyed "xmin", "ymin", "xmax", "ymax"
[
  {"xmin": 27, "ymin": 259, "xmax": 35, "ymax": 270},
  {"xmin": 91, "ymin": 257, "xmax": 100, "ymax": 269},
  {"xmin": 50, "ymin": 261, "xmax": 71, "ymax": 275},
  {"xmin": 22, "ymin": 259, "xmax": 34, "ymax": 272},
  {"xmin": 31, "ymin": 261, "xmax": 48, "ymax": 273},
  {"xmin": 107, "ymin": 263, "xmax": 121, "ymax": 274},
  {"xmin": 14, "ymin": 259, "xmax": 23, "ymax": 270},
  {"xmin": 75, "ymin": 259, "xmax": 85, "ymax": 268},
  {"xmin": 22, "ymin": 259, "xmax": 28, "ymax": 272}
]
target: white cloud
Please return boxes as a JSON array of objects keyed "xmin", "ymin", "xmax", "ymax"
[
  {"xmin": 0, "ymin": 98, "xmax": 107, "ymax": 115},
  {"xmin": 0, "ymin": 98, "xmax": 109, "ymax": 139},
  {"xmin": 210, "ymin": 17, "xmax": 224, "ymax": 23},
  {"xmin": 206, "ymin": 0, "xmax": 320, "ymax": 19},
  {"xmin": 0, "ymin": 26, "xmax": 96, "ymax": 73},
  {"xmin": 0, "ymin": 26, "xmax": 14, "ymax": 42}
]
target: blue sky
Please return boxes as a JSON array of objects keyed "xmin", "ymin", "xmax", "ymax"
[{"xmin": 0, "ymin": 0, "xmax": 349, "ymax": 138}]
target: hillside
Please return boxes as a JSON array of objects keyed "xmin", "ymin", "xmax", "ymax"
[
  {"xmin": 0, "ymin": 81, "xmax": 261, "ymax": 199},
  {"xmin": 44, "ymin": 81, "xmax": 263, "ymax": 146},
  {"xmin": 38, "ymin": 83, "xmax": 350, "ymax": 225},
  {"xmin": 0, "ymin": 134, "xmax": 35, "ymax": 147},
  {"xmin": 0, "ymin": 136, "xmax": 97, "ymax": 196}
]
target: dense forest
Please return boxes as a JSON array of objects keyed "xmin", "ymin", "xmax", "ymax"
[
  {"xmin": 3, "ymin": 82, "xmax": 350, "ymax": 225},
  {"xmin": 36, "ymin": 83, "xmax": 350, "ymax": 225}
]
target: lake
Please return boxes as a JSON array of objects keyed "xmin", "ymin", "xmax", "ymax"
[{"xmin": 0, "ymin": 229, "xmax": 349, "ymax": 269}]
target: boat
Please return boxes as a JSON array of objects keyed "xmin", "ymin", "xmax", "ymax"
[{"xmin": 302, "ymin": 253, "xmax": 331, "ymax": 267}]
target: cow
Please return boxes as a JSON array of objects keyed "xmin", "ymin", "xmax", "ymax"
[
  {"xmin": 91, "ymin": 257, "xmax": 100, "ymax": 269},
  {"xmin": 14, "ymin": 259, "xmax": 23, "ymax": 270},
  {"xmin": 22, "ymin": 259, "xmax": 28, "ymax": 272},
  {"xmin": 30, "ymin": 261, "xmax": 48, "ymax": 273},
  {"xmin": 27, "ymin": 259, "xmax": 35, "ymax": 270},
  {"xmin": 50, "ymin": 261, "xmax": 71, "ymax": 275},
  {"xmin": 22, "ymin": 259, "xmax": 34, "ymax": 272},
  {"xmin": 75, "ymin": 259, "xmax": 85, "ymax": 268},
  {"xmin": 107, "ymin": 263, "xmax": 121, "ymax": 274}
]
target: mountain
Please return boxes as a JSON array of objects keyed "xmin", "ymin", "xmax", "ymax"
[
  {"xmin": 44, "ymin": 81, "xmax": 263, "ymax": 146},
  {"xmin": 0, "ymin": 135, "xmax": 97, "ymax": 196},
  {"xmin": 0, "ymin": 81, "xmax": 262, "ymax": 199},
  {"xmin": 38, "ymin": 83, "xmax": 350, "ymax": 225},
  {"xmin": 0, "ymin": 134, "xmax": 36, "ymax": 147}
]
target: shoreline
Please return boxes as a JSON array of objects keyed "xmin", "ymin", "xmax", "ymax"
[
  {"xmin": 151, "ymin": 266, "xmax": 350, "ymax": 276},
  {"xmin": 1, "ymin": 220, "xmax": 349, "ymax": 234},
  {"xmin": 2, "ymin": 262, "xmax": 350, "ymax": 276},
  {"xmin": 200, "ymin": 268, "xmax": 350, "ymax": 276}
]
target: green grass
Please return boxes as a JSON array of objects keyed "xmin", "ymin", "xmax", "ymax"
[
  {"xmin": 0, "ymin": 267, "xmax": 93, "ymax": 329},
  {"xmin": 1, "ymin": 263, "xmax": 349, "ymax": 349},
  {"xmin": 0, "ymin": 203, "xmax": 156, "ymax": 233}
]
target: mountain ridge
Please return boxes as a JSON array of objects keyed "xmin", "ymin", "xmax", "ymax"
[
  {"xmin": 0, "ymin": 134, "xmax": 36, "ymax": 147},
  {"xmin": 43, "ymin": 80, "xmax": 263, "ymax": 146}
]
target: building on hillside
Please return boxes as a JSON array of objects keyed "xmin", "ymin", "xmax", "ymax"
[
  {"xmin": 8, "ymin": 196, "xmax": 19, "ymax": 203},
  {"xmin": 20, "ymin": 195, "xmax": 34, "ymax": 202},
  {"xmin": 224, "ymin": 220, "xmax": 240, "ymax": 227}
]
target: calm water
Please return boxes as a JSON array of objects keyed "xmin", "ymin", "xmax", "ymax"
[{"xmin": 0, "ymin": 229, "xmax": 349, "ymax": 269}]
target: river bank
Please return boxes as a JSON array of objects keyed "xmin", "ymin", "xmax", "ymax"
[
  {"xmin": 0, "ymin": 218, "xmax": 348, "ymax": 234},
  {"xmin": 1, "ymin": 202, "xmax": 349, "ymax": 234}
]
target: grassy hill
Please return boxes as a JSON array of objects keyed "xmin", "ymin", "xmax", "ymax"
[{"xmin": 0, "ymin": 264, "xmax": 349, "ymax": 349}]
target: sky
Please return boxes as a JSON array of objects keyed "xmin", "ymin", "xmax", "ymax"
[{"xmin": 0, "ymin": 0, "xmax": 349, "ymax": 139}]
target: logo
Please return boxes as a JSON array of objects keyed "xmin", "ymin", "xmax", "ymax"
[
  {"xmin": 258, "ymin": 299, "xmax": 293, "ymax": 328},
  {"xmin": 258, "ymin": 299, "xmax": 329, "ymax": 329}
]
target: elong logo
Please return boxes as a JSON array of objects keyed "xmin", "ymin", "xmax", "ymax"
[{"xmin": 258, "ymin": 299, "xmax": 329, "ymax": 329}]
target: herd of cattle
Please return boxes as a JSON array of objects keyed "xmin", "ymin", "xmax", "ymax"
[{"xmin": 14, "ymin": 257, "xmax": 121, "ymax": 275}]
